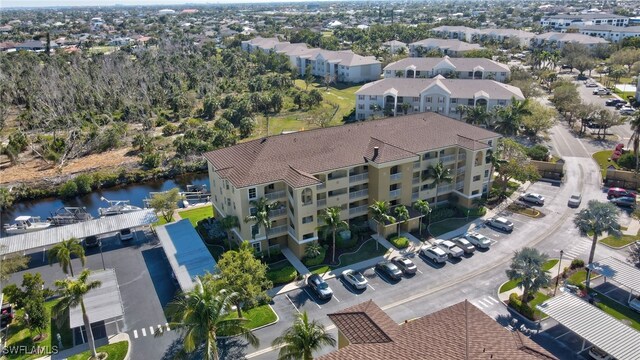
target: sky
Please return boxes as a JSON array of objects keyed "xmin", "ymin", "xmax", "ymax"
[{"xmin": 2, "ymin": 0, "xmax": 317, "ymax": 9}]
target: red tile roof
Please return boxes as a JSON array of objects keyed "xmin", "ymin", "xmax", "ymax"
[{"xmin": 319, "ymin": 300, "xmax": 557, "ymax": 360}]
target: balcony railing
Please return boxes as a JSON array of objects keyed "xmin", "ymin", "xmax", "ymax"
[
  {"xmin": 412, "ymin": 192, "xmax": 419, "ymax": 201},
  {"xmin": 412, "ymin": 177, "xmax": 420, "ymax": 185},
  {"xmin": 317, "ymin": 198, "xmax": 327, "ymax": 207},
  {"xmin": 265, "ymin": 190, "xmax": 286, "ymax": 200},
  {"xmin": 349, "ymin": 205, "xmax": 369, "ymax": 216},
  {"xmin": 349, "ymin": 173, "xmax": 369, "ymax": 183},
  {"xmin": 389, "ymin": 189, "xmax": 401, "ymax": 198},
  {"xmin": 390, "ymin": 173, "xmax": 402, "ymax": 181},
  {"xmin": 456, "ymin": 181, "xmax": 464, "ymax": 191},
  {"xmin": 441, "ymin": 154, "xmax": 457, "ymax": 163},
  {"xmin": 317, "ymin": 183, "xmax": 326, "ymax": 190},
  {"xmin": 413, "ymin": 162, "xmax": 421, "ymax": 169},
  {"xmin": 439, "ymin": 184, "xmax": 453, "ymax": 193},
  {"xmin": 267, "ymin": 224, "xmax": 288, "ymax": 236},
  {"xmin": 457, "ymin": 166, "xmax": 465, "ymax": 175},
  {"xmin": 349, "ymin": 189, "xmax": 369, "ymax": 200},
  {"xmin": 269, "ymin": 208, "xmax": 286, "ymax": 217}
]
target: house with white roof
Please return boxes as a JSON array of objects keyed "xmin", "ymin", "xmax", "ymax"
[
  {"xmin": 573, "ymin": 25, "xmax": 640, "ymax": 43},
  {"xmin": 430, "ymin": 26, "xmax": 535, "ymax": 48},
  {"xmin": 354, "ymin": 76, "xmax": 524, "ymax": 121},
  {"xmin": 384, "ymin": 57, "xmax": 511, "ymax": 82},
  {"xmin": 541, "ymin": 13, "xmax": 628, "ymax": 30},
  {"xmin": 532, "ymin": 32, "xmax": 610, "ymax": 49},
  {"xmin": 408, "ymin": 39, "xmax": 484, "ymax": 57}
]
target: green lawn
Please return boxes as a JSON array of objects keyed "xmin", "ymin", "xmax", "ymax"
[
  {"xmin": 567, "ymin": 269, "xmax": 597, "ymax": 286},
  {"xmin": 530, "ymin": 292, "xmax": 551, "ymax": 320},
  {"xmin": 293, "ymin": 79, "xmax": 360, "ymax": 121},
  {"xmin": 428, "ymin": 217, "xmax": 479, "ymax": 237},
  {"xmin": 593, "ymin": 150, "xmax": 620, "ymax": 177},
  {"xmin": 310, "ymin": 265, "xmax": 332, "ymax": 275},
  {"xmin": 219, "ymin": 304, "xmax": 277, "ymax": 335},
  {"xmin": 154, "ymin": 216, "xmax": 170, "ymax": 227},
  {"xmin": 600, "ymin": 233, "xmax": 638, "ymax": 248},
  {"xmin": 592, "ymin": 290, "xmax": 640, "ymax": 331},
  {"xmin": 308, "ymin": 239, "xmax": 389, "ymax": 275},
  {"xmin": 4, "ymin": 300, "xmax": 74, "ymax": 360},
  {"xmin": 68, "ymin": 341, "xmax": 129, "ymax": 360},
  {"xmin": 267, "ymin": 261, "xmax": 297, "ymax": 285},
  {"xmin": 499, "ymin": 260, "xmax": 559, "ymax": 293},
  {"xmin": 178, "ymin": 206, "xmax": 214, "ymax": 227}
]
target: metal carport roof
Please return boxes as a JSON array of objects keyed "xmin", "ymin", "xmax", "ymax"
[
  {"xmin": 537, "ymin": 293, "xmax": 640, "ymax": 360},
  {"xmin": 587, "ymin": 256, "xmax": 640, "ymax": 294},
  {"xmin": 0, "ymin": 210, "xmax": 157, "ymax": 255},
  {"xmin": 69, "ymin": 268, "xmax": 124, "ymax": 328},
  {"xmin": 157, "ymin": 219, "xmax": 217, "ymax": 292}
]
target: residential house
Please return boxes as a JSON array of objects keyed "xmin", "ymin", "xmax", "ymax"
[
  {"xmin": 318, "ymin": 300, "xmax": 557, "ymax": 360},
  {"xmin": 408, "ymin": 38, "xmax": 484, "ymax": 57},
  {"xmin": 203, "ymin": 113, "xmax": 500, "ymax": 258},
  {"xmin": 573, "ymin": 25, "xmax": 640, "ymax": 43},
  {"xmin": 384, "ymin": 56, "xmax": 511, "ymax": 82},
  {"xmin": 541, "ymin": 13, "xmax": 628, "ymax": 30},
  {"xmin": 430, "ymin": 25, "xmax": 477, "ymax": 42},
  {"xmin": 15, "ymin": 40, "xmax": 59, "ymax": 51},
  {"xmin": 355, "ymin": 76, "xmax": 523, "ymax": 120},
  {"xmin": 381, "ymin": 40, "xmax": 407, "ymax": 54},
  {"xmin": 532, "ymin": 32, "xmax": 610, "ymax": 49},
  {"xmin": 431, "ymin": 26, "xmax": 535, "ymax": 48}
]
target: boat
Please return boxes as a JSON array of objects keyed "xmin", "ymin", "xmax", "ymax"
[
  {"xmin": 49, "ymin": 207, "xmax": 93, "ymax": 226},
  {"xmin": 98, "ymin": 197, "xmax": 142, "ymax": 217},
  {"xmin": 186, "ymin": 184, "xmax": 207, "ymax": 193},
  {"xmin": 4, "ymin": 216, "xmax": 52, "ymax": 235}
]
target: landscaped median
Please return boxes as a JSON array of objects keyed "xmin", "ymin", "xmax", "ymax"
[
  {"xmin": 68, "ymin": 341, "xmax": 129, "ymax": 360},
  {"xmin": 599, "ymin": 231, "xmax": 639, "ymax": 248},
  {"xmin": 307, "ymin": 238, "xmax": 390, "ymax": 276},
  {"xmin": 218, "ymin": 304, "xmax": 278, "ymax": 336}
]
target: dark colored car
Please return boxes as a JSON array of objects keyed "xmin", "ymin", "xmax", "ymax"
[
  {"xmin": 609, "ymin": 196, "xmax": 637, "ymax": 209},
  {"xmin": 616, "ymin": 102, "xmax": 630, "ymax": 110},
  {"xmin": 606, "ymin": 99, "xmax": 626, "ymax": 107},
  {"xmin": 391, "ymin": 256, "xmax": 417, "ymax": 275},
  {"xmin": 307, "ymin": 274, "xmax": 333, "ymax": 300},
  {"xmin": 607, "ymin": 187, "xmax": 636, "ymax": 199},
  {"xmin": 375, "ymin": 261, "xmax": 402, "ymax": 280},
  {"xmin": 84, "ymin": 235, "xmax": 99, "ymax": 247}
]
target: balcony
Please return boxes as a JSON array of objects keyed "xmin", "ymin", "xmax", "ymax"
[
  {"xmin": 413, "ymin": 162, "xmax": 421, "ymax": 169},
  {"xmin": 412, "ymin": 192, "xmax": 419, "ymax": 201},
  {"xmin": 457, "ymin": 166, "xmax": 465, "ymax": 175},
  {"xmin": 389, "ymin": 189, "xmax": 401, "ymax": 198},
  {"xmin": 349, "ymin": 205, "xmax": 369, "ymax": 216},
  {"xmin": 267, "ymin": 224, "xmax": 288, "ymax": 236},
  {"xmin": 265, "ymin": 190, "xmax": 286, "ymax": 201},
  {"xmin": 269, "ymin": 208, "xmax": 286, "ymax": 217},
  {"xmin": 390, "ymin": 173, "xmax": 402, "ymax": 181},
  {"xmin": 349, "ymin": 189, "xmax": 369, "ymax": 200},
  {"xmin": 349, "ymin": 173, "xmax": 369, "ymax": 183},
  {"xmin": 317, "ymin": 183, "xmax": 326, "ymax": 190},
  {"xmin": 412, "ymin": 177, "xmax": 420, "ymax": 185},
  {"xmin": 456, "ymin": 181, "xmax": 464, "ymax": 191},
  {"xmin": 439, "ymin": 184, "xmax": 453, "ymax": 193},
  {"xmin": 317, "ymin": 198, "xmax": 327, "ymax": 207},
  {"xmin": 440, "ymin": 154, "xmax": 457, "ymax": 163}
]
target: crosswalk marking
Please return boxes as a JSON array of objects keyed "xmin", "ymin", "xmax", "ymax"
[
  {"xmin": 487, "ymin": 296, "xmax": 499, "ymax": 304},
  {"xmin": 473, "ymin": 296, "xmax": 501, "ymax": 309},
  {"xmin": 149, "ymin": 326, "xmax": 154, "ymax": 335},
  {"xmin": 131, "ymin": 323, "xmax": 173, "ymax": 339},
  {"xmin": 133, "ymin": 330, "xmax": 138, "ymax": 339},
  {"xmin": 157, "ymin": 325, "xmax": 163, "ymax": 334},
  {"xmin": 166, "ymin": 323, "xmax": 170, "ymax": 331},
  {"xmin": 141, "ymin": 328, "xmax": 147, "ymax": 337}
]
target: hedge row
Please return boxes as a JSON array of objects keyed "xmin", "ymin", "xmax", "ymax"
[{"xmin": 508, "ymin": 293, "xmax": 535, "ymax": 320}]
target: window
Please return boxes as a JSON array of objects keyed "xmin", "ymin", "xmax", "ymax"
[
  {"xmin": 473, "ymin": 175, "xmax": 481, "ymax": 182},
  {"xmin": 214, "ymin": 195, "xmax": 218, "ymax": 202},
  {"xmin": 451, "ymin": 98, "xmax": 457, "ymax": 104},
  {"xmin": 438, "ymin": 97, "xmax": 444, "ymax": 103},
  {"xmin": 497, "ymin": 100, "xmax": 507, "ymax": 106},
  {"xmin": 358, "ymin": 95, "xmax": 365, "ymax": 100},
  {"xmin": 233, "ymin": 202, "xmax": 236, "ymax": 210},
  {"xmin": 358, "ymin": 113, "xmax": 365, "ymax": 120},
  {"xmin": 426, "ymin": 97, "xmax": 432, "ymax": 103},
  {"xmin": 500, "ymin": 72, "xmax": 507, "ymax": 76},
  {"xmin": 248, "ymin": 187, "xmax": 257, "ymax": 200},
  {"xmin": 485, "ymin": 170, "xmax": 489, "ymax": 177},
  {"xmin": 472, "ymin": 190, "xmax": 480, "ymax": 195},
  {"xmin": 358, "ymin": 104, "xmax": 364, "ymax": 110},
  {"xmin": 251, "ymin": 241, "xmax": 261, "ymax": 253},
  {"xmin": 488, "ymin": 140, "xmax": 493, "ymax": 146},
  {"xmin": 303, "ymin": 233, "xmax": 314, "ymax": 240},
  {"xmin": 225, "ymin": 180, "xmax": 229, "ymax": 190},
  {"xmin": 467, "ymin": 99, "xmax": 474, "ymax": 106},
  {"xmin": 439, "ymin": 149, "xmax": 445, "ymax": 156},
  {"xmin": 226, "ymin": 198, "xmax": 231, "ymax": 206},
  {"xmin": 302, "ymin": 188, "xmax": 313, "ymax": 205},
  {"xmin": 252, "ymin": 224, "xmax": 260, "ymax": 237},
  {"xmin": 302, "ymin": 215, "xmax": 314, "ymax": 224},
  {"xmin": 267, "ymin": 184, "xmax": 275, "ymax": 190},
  {"xmin": 413, "ymin": 97, "xmax": 420, "ymax": 102},
  {"xmin": 369, "ymin": 95, "xmax": 377, "ymax": 100},
  {"xmin": 468, "ymin": 71, "xmax": 473, "ymax": 77},
  {"xmin": 250, "ymin": 207, "xmax": 257, "ymax": 216}
]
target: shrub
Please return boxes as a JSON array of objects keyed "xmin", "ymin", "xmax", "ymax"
[
  {"xmin": 58, "ymin": 180, "xmax": 78, "ymax": 198},
  {"xmin": 74, "ymin": 174, "xmax": 94, "ymax": 195},
  {"xmin": 386, "ymin": 233, "xmax": 398, "ymax": 240},
  {"xmin": 141, "ymin": 152, "xmax": 162, "ymax": 169},
  {"xmin": 336, "ymin": 232, "xmax": 358, "ymax": 249},
  {"xmin": 509, "ymin": 293, "xmax": 522, "ymax": 310},
  {"xmin": 617, "ymin": 153, "xmax": 637, "ymax": 169},
  {"xmin": 456, "ymin": 205, "xmax": 486, "ymax": 217},
  {"xmin": 303, "ymin": 246, "xmax": 326, "ymax": 267},
  {"xmin": 430, "ymin": 207, "xmax": 456, "ymax": 223},
  {"xmin": 570, "ymin": 259, "xmax": 585, "ymax": 269},
  {"xmin": 155, "ymin": 117, "xmax": 168, "ymax": 127},
  {"xmin": 508, "ymin": 293, "xmax": 535, "ymax": 320},
  {"xmin": 526, "ymin": 145, "xmax": 550, "ymax": 161},
  {"xmin": 390, "ymin": 236, "xmax": 410, "ymax": 249},
  {"xmin": 162, "ymin": 123, "xmax": 178, "ymax": 136},
  {"xmin": 267, "ymin": 265, "xmax": 297, "ymax": 285}
]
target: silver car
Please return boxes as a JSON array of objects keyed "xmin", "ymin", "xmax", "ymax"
[
  {"xmin": 452, "ymin": 237, "xmax": 476, "ymax": 254},
  {"xmin": 420, "ymin": 245, "xmax": 448, "ymax": 264},
  {"xmin": 342, "ymin": 269, "xmax": 368, "ymax": 290},
  {"xmin": 520, "ymin": 193, "xmax": 544, "ymax": 205},
  {"xmin": 486, "ymin": 217, "xmax": 514, "ymax": 232},
  {"xmin": 568, "ymin": 193, "xmax": 582, "ymax": 208},
  {"xmin": 464, "ymin": 232, "xmax": 491, "ymax": 249},
  {"xmin": 433, "ymin": 239, "xmax": 464, "ymax": 258}
]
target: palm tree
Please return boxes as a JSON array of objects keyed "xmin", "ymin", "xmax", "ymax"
[
  {"xmin": 317, "ymin": 207, "xmax": 348, "ymax": 264},
  {"xmin": 394, "ymin": 205, "xmax": 410, "ymax": 235},
  {"xmin": 304, "ymin": 242, "xmax": 322, "ymax": 259},
  {"xmin": 413, "ymin": 200, "xmax": 431, "ymax": 235},
  {"xmin": 220, "ymin": 215, "xmax": 239, "ymax": 250},
  {"xmin": 369, "ymin": 200, "xmax": 396, "ymax": 250},
  {"xmin": 244, "ymin": 197, "xmax": 280, "ymax": 256},
  {"xmin": 424, "ymin": 162, "xmax": 453, "ymax": 209},
  {"xmin": 627, "ymin": 112, "xmax": 640, "ymax": 172},
  {"xmin": 162, "ymin": 277, "xmax": 258, "ymax": 360},
  {"xmin": 506, "ymin": 248, "xmax": 551, "ymax": 303},
  {"xmin": 463, "ymin": 105, "xmax": 490, "ymax": 126},
  {"xmin": 494, "ymin": 98, "xmax": 531, "ymax": 136},
  {"xmin": 48, "ymin": 238, "xmax": 85, "ymax": 277},
  {"xmin": 574, "ymin": 200, "xmax": 621, "ymax": 288},
  {"xmin": 272, "ymin": 311, "xmax": 336, "ymax": 360},
  {"xmin": 52, "ymin": 269, "xmax": 102, "ymax": 358}
]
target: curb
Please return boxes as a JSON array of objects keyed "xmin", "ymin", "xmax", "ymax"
[
  {"xmin": 598, "ymin": 239, "xmax": 638, "ymax": 250},
  {"xmin": 122, "ymin": 334, "xmax": 132, "ymax": 360}
]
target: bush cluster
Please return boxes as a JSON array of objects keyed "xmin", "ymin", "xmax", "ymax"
[
  {"xmin": 526, "ymin": 145, "xmax": 550, "ymax": 161},
  {"xmin": 570, "ymin": 259, "xmax": 585, "ymax": 269},
  {"xmin": 266, "ymin": 265, "xmax": 297, "ymax": 286},
  {"xmin": 430, "ymin": 207, "xmax": 456, "ymax": 223},
  {"xmin": 390, "ymin": 236, "xmax": 410, "ymax": 249},
  {"xmin": 302, "ymin": 246, "xmax": 327, "ymax": 267},
  {"xmin": 508, "ymin": 293, "xmax": 535, "ymax": 320}
]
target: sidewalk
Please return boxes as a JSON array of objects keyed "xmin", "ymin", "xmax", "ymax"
[{"xmin": 281, "ymin": 247, "xmax": 310, "ymax": 276}]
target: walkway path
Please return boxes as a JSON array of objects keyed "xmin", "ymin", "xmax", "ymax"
[
  {"xmin": 281, "ymin": 247, "xmax": 310, "ymax": 276},
  {"xmin": 41, "ymin": 333, "xmax": 131, "ymax": 360}
]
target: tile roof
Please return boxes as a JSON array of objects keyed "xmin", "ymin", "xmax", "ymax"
[
  {"xmin": 356, "ymin": 78, "xmax": 524, "ymax": 100},
  {"xmin": 384, "ymin": 56, "xmax": 510, "ymax": 72},
  {"xmin": 319, "ymin": 300, "xmax": 558, "ymax": 360},
  {"xmin": 203, "ymin": 113, "xmax": 498, "ymax": 189},
  {"xmin": 409, "ymin": 38, "xmax": 484, "ymax": 52}
]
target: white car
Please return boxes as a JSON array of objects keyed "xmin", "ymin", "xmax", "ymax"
[
  {"xmin": 520, "ymin": 193, "xmax": 544, "ymax": 205},
  {"xmin": 420, "ymin": 245, "xmax": 448, "ymax": 264},
  {"xmin": 433, "ymin": 239, "xmax": 464, "ymax": 258},
  {"xmin": 629, "ymin": 295, "xmax": 640, "ymax": 313},
  {"xmin": 588, "ymin": 346, "xmax": 615, "ymax": 360},
  {"xmin": 486, "ymin": 217, "xmax": 514, "ymax": 232},
  {"xmin": 342, "ymin": 269, "xmax": 368, "ymax": 290},
  {"xmin": 568, "ymin": 193, "xmax": 582, "ymax": 208},
  {"xmin": 464, "ymin": 232, "xmax": 492, "ymax": 249},
  {"xmin": 119, "ymin": 228, "xmax": 133, "ymax": 241},
  {"xmin": 585, "ymin": 82, "xmax": 598, "ymax": 88}
]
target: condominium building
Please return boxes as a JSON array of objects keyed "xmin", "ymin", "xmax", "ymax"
[
  {"xmin": 408, "ymin": 39, "xmax": 484, "ymax": 57},
  {"xmin": 541, "ymin": 13, "xmax": 628, "ymax": 30},
  {"xmin": 241, "ymin": 37, "xmax": 381, "ymax": 83},
  {"xmin": 532, "ymin": 32, "xmax": 610, "ymax": 49},
  {"xmin": 203, "ymin": 114, "xmax": 499, "ymax": 258},
  {"xmin": 431, "ymin": 26, "xmax": 535, "ymax": 48},
  {"xmin": 573, "ymin": 25, "xmax": 640, "ymax": 43},
  {"xmin": 355, "ymin": 76, "xmax": 524, "ymax": 121},
  {"xmin": 384, "ymin": 56, "xmax": 511, "ymax": 82}
]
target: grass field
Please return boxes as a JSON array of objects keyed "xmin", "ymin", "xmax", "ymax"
[
  {"xmin": 567, "ymin": 268, "xmax": 597, "ymax": 286},
  {"xmin": 593, "ymin": 150, "xmax": 620, "ymax": 177},
  {"xmin": 530, "ymin": 292, "xmax": 551, "ymax": 319},
  {"xmin": 309, "ymin": 239, "xmax": 389, "ymax": 275},
  {"xmin": 178, "ymin": 206, "xmax": 214, "ymax": 227},
  {"xmin": 592, "ymin": 290, "xmax": 640, "ymax": 331},
  {"xmin": 600, "ymin": 233, "xmax": 638, "ymax": 248},
  {"xmin": 68, "ymin": 341, "xmax": 129, "ymax": 360},
  {"xmin": 219, "ymin": 304, "xmax": 277, "ymax": 336},
  {"xmin": 87, "ymin": 46, "xmax": 118, "ymax": 54},
  {"xmin": 499, "ymin": 259, "xmax": 559, "ymax": 293}
]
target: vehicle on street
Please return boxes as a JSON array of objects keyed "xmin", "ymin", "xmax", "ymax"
[
  {"xmin": 464, "ymin": 232, "xmax": 492, "ymax": 249},
  {"xmin": 615, "ymin": 102, "xmax": 630, "ymax": 110},
  {"xmin": 307, "ymin": 274, "xmax": 333, "ymax": 299},
  {"xmin": 620, "ymin": 106, "xmax": 635, "ymax": 115},
  {"xmin": 375, "ymin": 260, "xmax": 403, "ymax": 280},
  {"xmin": 588, "ymin": 346, "xmax": 614, "ymax": 360},
  {"xmin": 341, "ymin": 269, "xmax": 368, "ymax": 290},
  {"xmin": 520, "ymin": 193, "xmax": 545, "ymax": 205},
  {"xmin": 609, "ymin": 196, "xmax": 636, "ymax": 209},
  {"xmin": 433, "ymin": 239, "xmax": 464, "ymax": 258},
  {"xmin": 568, "ymin": 193, "xmax": 582, "ymax": 208},
  {"xmin": 391, "ymin": 256, "xmax": 417, "ymax": 275},
  {"xmin": 486, "ymin": 217, "xmax": 514, "ymax": 232},
  {"xmin": 452, "ymin": 237, "xmax": 476, "ymax": 254},
  {"xmin": 629, "ymin": 295, "xmax": 640, "ymax": 313},
  {"xmin": 605, "ymin": 98, "xmax": 625, "ymax": 106},
  {"xmin": 607, "ymin": 187, "xmax": 636, "ymax": 199},
  {"xmin": 119, "ymin": 228, "xmax": 133, "ymax": 241},
  {"xmin": 419, "ymin": 245, "xmax": 448, "ymax": 264},
  {"xmin": 592, "ymin": 88, "xmax": 611, "ymax": 95},
  {"xmin": 84, "ymin": 235, "xmax": 100, "ymax": 247}
]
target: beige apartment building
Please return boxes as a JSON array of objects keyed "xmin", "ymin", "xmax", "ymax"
[{"xmin": 203, "ymin": 114, "xmax": 499, "ymax": 259}]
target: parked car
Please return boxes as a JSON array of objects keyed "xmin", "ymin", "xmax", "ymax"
[
  {"xmin": 433, "ymin": 239, "xmax": 464, "ymax": 258},
  {"xmin": 307, "ymin": 274, "xmax": 333, "ymax": 299},
  {"xmin": 420, "ymin": 245, "xmax": 448, "ymax": 264},
  {"xmin": 629, "ymin": 295, "xmax": 640, "ymax": 313},
  {"xmin": 342, "ymin": 269, "xmax": 368, "ymax": 290},
  {"xmin": 620, "ymin": 106, "xmax": 635, "ymax": 115},
  {"xmin": 452, "ymin": 237, "xmax": 476, "ymax": 254},
  {"xmin": 609, "ymin": 196, "xmax": 637, "ymax": 209},
  {"xmin": 607, "ymin": 187, "xmax": 636, "ymax": 199},
  {"xmin": 568, "ymin": 193, "xmax": 582, "ymax": 208},
  {"xmin": 585, "ymin": 82, "xmax": 598, "ymax": 88},
  {"xmin": 464, "ymin": 232, "xmax": 492, "ymax": 249},
  {"xmin": 84, "ymin": 235, "xmax": 99, "ymax": 247},
  {"xmin": 119, "ymin": 228, "xmax": 133, "ymax": 241},
  {"xmin": 391, "ymin": 256, "xmax": 417, "ymax": 275},
  {"xmin": 593, "ymin": 88, "xmax": 611, "ymax": 95},
  {"xmin": 588, "ymin": 346, "xmax": 615, "ymax": 360},
  {"xmin": 486, "ymin": 217, "xmax": 514, "ymax": 232},
  {"xmin": 606, "ymin": 98, "xmax": 625, "ymax": 106},
  {"xmin": 520, "ymin": 193, "xmax": 545, "ymax": 205},
  {"xmin": 375, "ymin": 261, "xmax": 403, "ymax": 280}
]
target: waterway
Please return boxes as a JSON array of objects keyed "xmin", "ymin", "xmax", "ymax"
[{"xmin": 2, "ymin": 172, "xmax": 209, "ymax": 230}]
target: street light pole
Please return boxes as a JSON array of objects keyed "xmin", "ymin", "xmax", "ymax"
[
  {"xmin": 99, "ymin": 240, "xmax": 106, "ymax": 270},
  {"xmin": 553, "ymin": 250, "xmax": 564, "ymax": 296}
]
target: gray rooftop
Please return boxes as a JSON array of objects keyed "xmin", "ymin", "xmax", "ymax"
[
  {"xmin": 384, "ymin": 56, "xmax": 509, "ymax": 72},
  {"xmin": 537, "ymin": 293, "xmax": 640, "ymax": 360},
  {"xmin": 545, "ymin": 13, "xmax": 628, "ymax": 20},
  {"xmin": 0, "ymin": 210, "xmax": 157, "ymax": 255},
  {"xmin": 578, "ymin": 25, "xmax": 640, "ymax": 33},
  {"xmin": 409, "ymin": 38, "xmax": 484, "ymax": 52},
  {"xmin": 69, "ymin": 269, "xmax": 124, "ymax": 328},
  {"xmin": 587, "ymin": 257, "xmax": 640, "ymax": 293},
  {"xmin": 534, "ymin": 32, "xmax": 610, "ymax": 44}
]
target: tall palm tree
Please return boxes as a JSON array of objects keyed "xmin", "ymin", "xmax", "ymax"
[
  {"xmin": 463, "ymin": 105, "xmax": 490, "ymax": 126},
  {"xmin": 220, "ymin": 215, "xmax": 239, "ymax": 250},
  {"xmin": 317, "ymin": 207, "xmax": 348, "ymax": 264},
  {"xmin": 413, "ymin": 200, "xmax": 431, "ymax": 235},
  {"xmin": 424, "ymin": 162, "xmax": 453, "ymax": 209},
  {"xmin": 369, "ymin": 200, "xmax": 396, "ymax": 250},
  {"xmin": 627, "ymin": 112, "xmax": 640, "ymax": 172},
  {"xmin": 394, "ymin": 205, "xmax": 410, "ymax": 235},
  {"xmin": 244, "ymin": 197, "xmax": 280, "ymax": 256},
  {"xmin": 162, "ymin": 277, "xmax": 258, "ymax": 360},
  {"xmin": 272, "ymin": 311, "xmax": 336, "ymax": 360},
  {"xmin": 506, "ymin": 247, "xmax": 551, "ymax": 303},
  {"xmin": 53, "ymin": 269, "xmax": 102, "ymax": 358},
  {"xmin": 574, "ymin": 200, "xmax": 621, "ymax": 288},
  {"xmin": 494, "ymin": 98, "xmax": 531, "ymax": 136},
  {"xmin": 48, "ymin": 237, "xmax": 85, "ymax": 277}
]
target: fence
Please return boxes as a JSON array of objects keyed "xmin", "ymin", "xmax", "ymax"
[
  {"xmin": 605, "ymin": 168, "xmax": 640, "ymax": 189},
  {"xmin": 530, "ymin": 160, "xmax": 564, "ymax": 181}
]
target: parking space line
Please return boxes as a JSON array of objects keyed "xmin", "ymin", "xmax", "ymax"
[
  {"xmin": 367, "ymin": 283, "xmax": 376, "ymax": 291},
  {"xmin": 554, "ymin": 330, "xmax": 572, "ymax": 340},
  {"xmin": 416, "ymin": 269, "xmax": 423, "ymax": 274},
  {"xmin": 133, "ymin": 330, "xmax": 138, "ymax": 339},
  {"xmin": 285, "ymin": 294, "xmax": 301, "ymax": 313},
  {"xmin": 141, "ymin": 328, "xmax": 147, "ymax": 337},
  {"xmin": 333, "ymin": 294, "xmax": 340, "ymax": 302},
  {"xmin": 303, "ymin": 288, "xmax": 322, "ymax": 309}
]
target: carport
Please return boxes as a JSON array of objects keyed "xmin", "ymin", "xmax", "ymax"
[
  {"xmin": 536, "ymin": 293, "xmax": 640, "ymax": 360},
  {"xmin": 156, "ymin": 219, "xmax": 217, "ymax": 292},
  {"xmin": 0, "ymin": 210, "xmax": 157, "ymax": 255},
  {"xmin": 587, "ymin": 256, "xmax": 640, "ymax": 303},
  {"xmin": 69, "ymin": 269, "xmax": 125, "ymax": 345}
]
